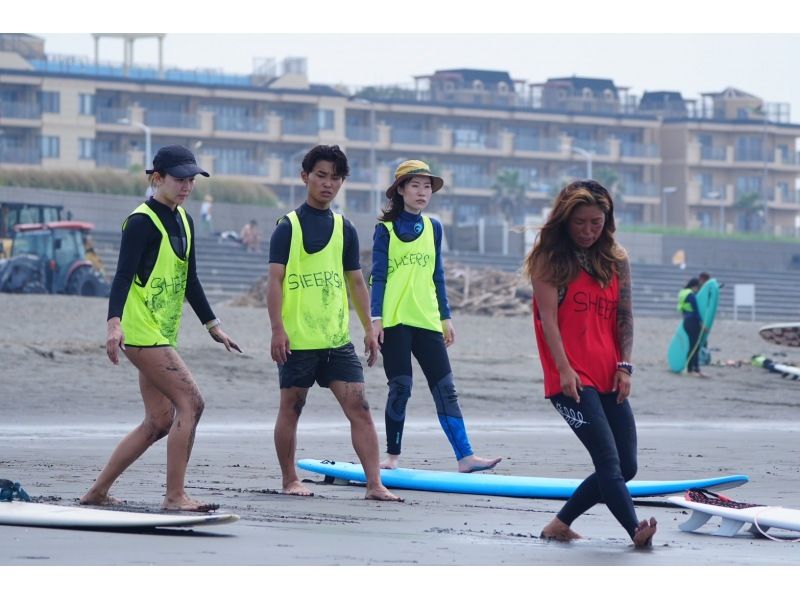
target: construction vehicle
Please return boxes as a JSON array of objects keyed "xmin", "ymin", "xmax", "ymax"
[
  {"xmin": 0, "ymin": 221, "xmax": 109, "ymax": 296},
  {"xmin": 1, "ymin": 202, "xmax": 65, "ymax": 258}
]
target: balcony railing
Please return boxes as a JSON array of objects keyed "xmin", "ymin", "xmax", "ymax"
[
  {"xmin": 95, "ymin": 107, "xmax": 131, "ymax": 124},
  {"xmin": 144, "ymin": 110, "xmax": 200, "ymax": 129},
  {"xmin": 701, "ymin": 188, "xmax": 726, "ymax": 201},
  {"xmin": 214, "ymin": 114, "xmax": 266, "ymax": 133},
  {"xmin": 620, "ymin": 141, "xmax": 659, "ymax": 158},
  {"xmin": 735, "ymin": 149, "xmax": 767, "ymax": 162},
  {"xmin": 96, "ymin": 152, "xmax": 129, "ymax": 169},
  {"xmin": 346, "ymin": 125, "xmax": 373, "ymax": 141},
  {"xmin": 700, "ymin": 145, "xmax": 727, "ymax": 161},
  {"xmin": 391, "ymin": 128, "xmax": 439, "ymax": 145},
  {"xmin": 573, "ymin": 140, "xmax": 611, "ymax": 156},
  {"xmin": 622, "ymin": 181, "xmax": 658, "ymax": 197},
  {"xmin": 453, "ymin": 133, "xmax": 500, "ymax": 150},
  {"xmin": 215, "ymin": 158, "xmax": 266, "ymax": 176},
  {"xmin": 514, "ymin": 136, "xmax": 561, "ymax": 153},
  {"xmin": 451, "ymin": 173, "xmax": 494, "ymax": 189},
  {"xmin": 282, "ymin": 120, "xmax": 319, "ymax": 136},
  {"xmin": 0, "ymin": 147, "xmax": 41, "ymax": 164},
  {"xmin": 0, "ymin": 101, "xmax": 42, "ymax": 119}
]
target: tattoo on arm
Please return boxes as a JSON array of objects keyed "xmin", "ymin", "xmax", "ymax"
[{"xmin": 617, "ymin": 259, "xmax": 634, "ymax": 361}]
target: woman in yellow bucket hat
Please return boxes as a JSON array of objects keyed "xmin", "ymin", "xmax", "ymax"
[{"xmin": 370, "ymin": 159, "xmax": 502, "ymax": 472}]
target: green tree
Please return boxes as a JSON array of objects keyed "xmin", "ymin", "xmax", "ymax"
[
  {"xmin": 734, "ymin": 191, "xmax": 762, "ymax": 232},
  {"xmin": 491, "ymin": 169, "xmax": 527, "ymax": 223}
]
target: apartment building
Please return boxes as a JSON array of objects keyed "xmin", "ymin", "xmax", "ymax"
[{"xmin": 2, "ymin": 33, "xmax": 799, "ymax": 235}]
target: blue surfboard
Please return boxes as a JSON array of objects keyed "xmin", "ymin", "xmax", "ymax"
[
  {"xmin": 667, "ymin": 278, "xmax": 720, "ymax": 373},
  {"xmin": 298, "ymin": 459, "xmax": 748, "ymax": 499}
]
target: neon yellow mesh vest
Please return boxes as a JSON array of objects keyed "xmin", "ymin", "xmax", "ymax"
[
  {"xmin": 677, "ymin": 288, "xmax": 693, "ymax": 313},
  {"xmin": 282, "ymin": 210, "xmax": 350, "ymax": 349},
  {"xmin": 382, "ymin": 216, "xmax": 441, "ymax": 333},
  {"xmin": 121, "ymin": 203, "xmax": 191, "ymax": 347}
]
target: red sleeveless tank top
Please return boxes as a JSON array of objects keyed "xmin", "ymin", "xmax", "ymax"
[{"xmin": 533, "ymin": 269, "xmax": 620, "ymax": 397}]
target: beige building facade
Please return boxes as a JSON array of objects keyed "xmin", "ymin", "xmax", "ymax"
[{"xmin": 2, "ymin": 34, "xmax": 799, "ymax": 235}]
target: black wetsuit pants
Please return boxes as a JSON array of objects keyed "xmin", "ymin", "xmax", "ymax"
[
  {"xmin": 550, "ymin": 387, "xmax": 639, "ymax": 538},
  {"xmin": 683, "ymin": 316, "xmax": 702, "ymax": 373}
]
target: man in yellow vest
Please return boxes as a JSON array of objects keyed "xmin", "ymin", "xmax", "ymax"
[{"xmin": 267, "ymin": 145, "xmax": 402, "ymax": 501}]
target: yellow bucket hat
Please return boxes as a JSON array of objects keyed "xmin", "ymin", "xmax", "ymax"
[{"xmin": 385, "ymin": 159, "xmax": 444, "ymax": 199}]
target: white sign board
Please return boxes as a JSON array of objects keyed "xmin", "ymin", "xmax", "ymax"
[{"xmin": 733, "ymin": 283, "xmax": 756, "ymax": 321}]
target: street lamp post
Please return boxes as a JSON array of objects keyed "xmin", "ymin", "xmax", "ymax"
[
  {"xmin": 571, "ymin": 146, "xmax": 593, "ymax": 179},
  {"xmin": 662, "ymin": 186, "xmax": 677, "ymax": 228},
  {"xmin": 706, "ymin": 190, "xmax": 723, "ymax": 233},
  {"xmin": 288, "ymin": 148, "xmax": 307, "ymax": 207},
  {"xmin": 118, "ymin": 118, "xmax": 151, "ymax": 168}
]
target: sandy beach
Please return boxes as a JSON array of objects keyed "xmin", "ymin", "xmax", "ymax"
[{"xmin": 1, "ymin": 292, "xmax": 799, "ymax": 569}]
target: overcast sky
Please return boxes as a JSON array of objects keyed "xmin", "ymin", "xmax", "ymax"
[{"xmin": 13, "ymin": 1, "xmax": 800, "ymax": 120}]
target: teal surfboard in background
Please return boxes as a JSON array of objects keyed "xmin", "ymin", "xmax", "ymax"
[{"xmin": 667, "ymin": 278, "xmax": 720, "ymax": 373}]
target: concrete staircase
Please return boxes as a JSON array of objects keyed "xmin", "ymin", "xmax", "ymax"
[{"xmin": 93, "ymin": 232, "xmax": 800, "ymax": 321}]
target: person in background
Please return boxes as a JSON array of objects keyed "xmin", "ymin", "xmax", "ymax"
[
  {"xmin": 240, "ymin": 219, "xmax": 261, "ymax": 252},
  {"xmin": 526, "ymin": 179, "xmax": 657, "ymax": 548},
  {"xmin": 677, "ymin": 278, "xmax": 707, "ymax": 377},
  {"xmin": 200, "ymin": 193, "xmax": 214, "ymax": 236},
  {"xmin": 370, "ymin": 159, "xmax": 502, "ymax": 473},
  {"xmin": 81, "ymin": 144, "xmax": 241, "ymax": 512}
]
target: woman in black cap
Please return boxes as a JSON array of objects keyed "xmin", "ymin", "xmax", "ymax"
[{"xmin": 81, "ymin": 145, "xmax": 241, "ymax": 511}]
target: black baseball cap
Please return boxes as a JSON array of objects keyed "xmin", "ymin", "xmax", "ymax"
[{"xmin": 146, "ymin": 145, "xmax": 210, "ymax": 178}]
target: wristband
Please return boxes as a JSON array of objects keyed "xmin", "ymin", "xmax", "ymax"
[
  {"xmin": 205, "ymin": 318, "xmax": 221, "ymax": 331},
  {"xmin": 616, "ymin": 361, "xmax": 634, "ymax": 375}
]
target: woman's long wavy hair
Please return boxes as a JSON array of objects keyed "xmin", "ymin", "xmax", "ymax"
[{"xmin": 524, "ymin": 179, "xmax": 627, "ymax": 288}]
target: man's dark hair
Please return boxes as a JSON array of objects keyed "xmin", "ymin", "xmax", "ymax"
[{"xmin": 301, "ymin": 145, "xmax": 350, "ymax": 178}]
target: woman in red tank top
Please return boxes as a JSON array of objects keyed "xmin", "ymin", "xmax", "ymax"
[{"xmin": 526, "ymin": 180, "xmax": 657, "ymax": 549}]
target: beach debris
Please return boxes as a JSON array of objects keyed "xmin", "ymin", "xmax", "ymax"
[{"xmin": 230, "ymin": 258, "xmax": 534, "ymax": 317}]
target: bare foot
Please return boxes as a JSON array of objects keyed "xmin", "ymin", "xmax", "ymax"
[
  {"xmin": 540, "ymin": 517, "xmax": 583, "ymax": 541},
  {"xmin": 380, "ymin": 454, "xmax": 400, "ymax": 470},
  {"xmin": 79, "ymin": 491, "xmax": 125, "ymax": 507},
  {"xmin": 365, "ymin": 486, "xmax": 404, "ymax": 502},
  {"xmin": 633, "ymin": 517, "xmax": 657, "ymax": 548},
  {"xmin": 458, "ymin": 454, "xmax": 503, "ymax": 473},
  {"xmin": 282, "ymin": 480, "xmax": 314, "ymax": 497},
  {"xmin": 162, "ymin": 495, "xmax": 220, "ymax": 512},
  {"xmin": 689, "ymin": 371, "xmax": 709, "ymax": 378}
]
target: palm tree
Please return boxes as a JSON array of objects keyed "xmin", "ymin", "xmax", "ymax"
[
  {"xmin": 734, "ymin": 191, "xmax": 762, "ymax": 232},
  {"xmin": 491, "ymin": 169, "xmax": 527, "ymax": 223}
]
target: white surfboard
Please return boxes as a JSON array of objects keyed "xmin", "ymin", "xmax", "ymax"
[
  {"xmin": 0, "ymin": 501, "xmax": 239, "ymax": 529},
  {"xmin": 668, "ymin": 495, "xmax": 800, "ymax": 538}
]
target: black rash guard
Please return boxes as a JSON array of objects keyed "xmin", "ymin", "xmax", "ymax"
[
  {"xmin": 268, "ymin": 203, "xmax": 360, "ymax": 270},
  {"xmin": 107, "ymin": 198, "xmax": 215, "ymax": 325}
]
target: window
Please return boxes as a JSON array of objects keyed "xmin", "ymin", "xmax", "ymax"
[
  {"xmin": 317, "ymin": 109, "xmax": 334, "ymax": 130},
  {"xmin": 79, "ymin": 138, "xmax": 95, "ymax": 160},
  {"xmin": 41, "ymin": 135, "xmax": 60, "ymax": 158},
  {"xmin": 79, "ymin": 94, "xmax": 95, "ymax": 116},
  {"xmin": 736, "ymin": 175, "xmax": 762, "ymax": 196},
  {"xmin": 39, "ymin": 91, "xmax": 60, "ymax": 113}
]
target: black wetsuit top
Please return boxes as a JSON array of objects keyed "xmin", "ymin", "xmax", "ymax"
[{"xmin": 268, "ymin": 203, "xmax": 360, "ymax": 270}]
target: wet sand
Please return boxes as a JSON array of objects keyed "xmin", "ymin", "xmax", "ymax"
[{"xmin": 1, "ymin": 293, "xmax": 799, "ymax": 568}]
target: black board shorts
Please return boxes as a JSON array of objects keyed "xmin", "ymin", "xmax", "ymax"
[{"xmin": 277, "ymin": 342, "xmax": 364, "ymax": 389}]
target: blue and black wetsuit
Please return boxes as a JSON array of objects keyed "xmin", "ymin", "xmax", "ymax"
[{"xmin": 371, "ymin": 211, "xmax": 475, "ymax": 460}]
